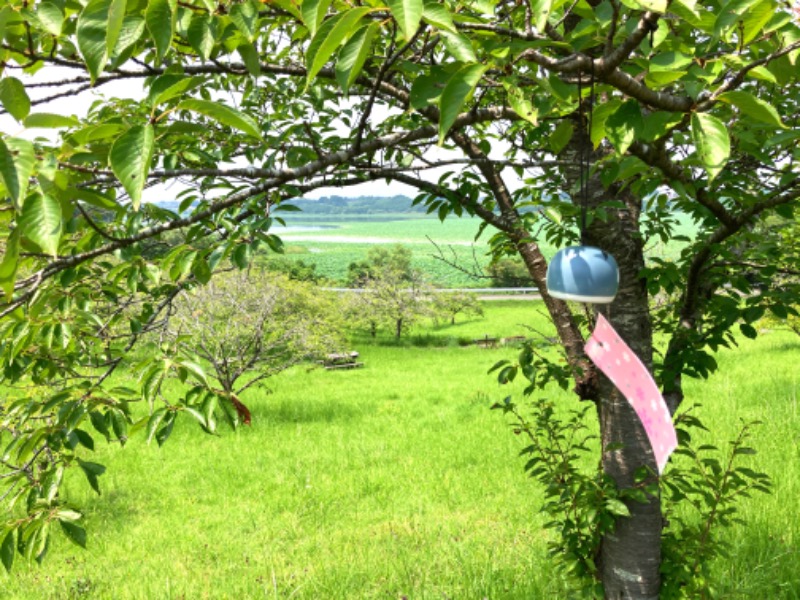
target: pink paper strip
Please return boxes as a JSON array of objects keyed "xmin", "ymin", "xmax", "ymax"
[{"xmin": 585, "ymin": 314, "xmax": 677, "ymax": 473}]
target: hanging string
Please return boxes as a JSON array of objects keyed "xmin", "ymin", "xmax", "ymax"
[
  {"xmin": 577, "ymin": 63, "xmax": 596, "ymax": 246},
  {"xmin": 577, "ymin": 73, "xmax": 586, "ymax": 245},
  {"xmin": 582, "ymin": 63, "xmax": 612, "ymax": 317}
]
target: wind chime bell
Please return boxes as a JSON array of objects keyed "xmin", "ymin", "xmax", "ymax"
[
  {"xmin": 544, "ymin": 67, "xmax": 619, "ymax": 305},
  {"xmin": 546, "ymin": 246, "xmax": 619, "ymax": 304}
]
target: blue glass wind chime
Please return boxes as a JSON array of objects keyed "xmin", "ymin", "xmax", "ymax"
[
  {"xmin": 545, "ymin": 69, "xmax": 619, "ymax": 304},
  {"xmin": 544, "ymin": 72, "xmax": 678, "ymax": 473}
]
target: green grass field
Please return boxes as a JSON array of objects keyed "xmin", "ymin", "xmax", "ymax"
[
  {"xmin": 2, "ymin": 302, "xmax": 798, "ymax": 599},
  {"xmin": 266, "ymin": 210, "xmax": 697, "ymax": 286}
]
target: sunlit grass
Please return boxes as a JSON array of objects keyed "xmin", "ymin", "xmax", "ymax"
[{"xmin": 2, "ymin": 304, "xmax": 798, "ymax": 599}]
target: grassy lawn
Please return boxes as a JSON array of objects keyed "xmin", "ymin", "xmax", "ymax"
[{"xmin": 2, "ymin": 302, "xmax": 798, "ymax": 599}]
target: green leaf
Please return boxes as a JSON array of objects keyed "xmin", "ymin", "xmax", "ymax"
[
  {"xmin": 113, "ymin": 16, "xmax": 146, "ymax": 59},
  {"xmin": 645, "ymin": 70, "xmax": 685, "ymax": 89},
  {"xmin": 438, "ymin": 63, "xmax": 487, "ymax": 144},
  {"xmin": 178, "ymin": 99, "xmax": 262, "ymax": 140},
  {"xmin": 739, "ymin": 0, "xmax": 775, "ymax": 45},
  {"xmin": 605, "ymin": 498, "xmax": 631, "ymax": 517},
  {"xmin": 421, "ymin": 1, "xmax": 456, "ymax": 33},
  {"xmin": 440, "ymin": 31, "xmax": 477, "ymax": 62},
  {"xmin": 231, "ymin": 243, "xmax": 252, "ymax": 269},
  {"xmin": 717, "ymin": 91, "xmax": 785, "ymax": 129},
  {"xmin": 769, "ymin": 303, "xmax": 789, "ymax": 319},
  {"xmin": 627, "ymin": 0, "xmax": 667, "ymax": 12},
  {"xmin": 179, "ymin": 360, "xmax": 210, "ymax": 387},
  {"xmin": 691, "ymin": 112, "xmax": 730, "ymax": 181},
  {"xmin": 641, "ymin": 111, "xmax": 683, "ymax": 143},
  {"xmin": 387, "ymin": 0, "xmax": 424, "ymax": 40},
  {"xmin": 146, "ymin": 74, "xmax": 182, "ymax": 104},
  {"xmin": 0, "ymin": 228, "xmax": 20, "ymax": 301},
  {"xmin": 0, "ymin": 77, "xmax": 30, "ymax": 121},
  {"xmin": 549, "ymin": 119, "xmax": 574, "ymax": 154},
  {"xmin": 488, "ymin": 359, "xmax": 510, "ymax": 373},
  {"xmin": 146, "ymin": 408, "xmax": 167, "ymax": 443},
  {"xmin": 145, "ymin": 0, "xmax": 176, "ymax": 64},
  {"xmin": 156, "ymin": 412, "xmax": 176, "ymax": 446},
  {"xmin": 109, "ymin": 124, "xmax": 155, "ymax": 210},
  {"xmin": 77, "ymin": 459, "xmax": 106, "ymax": 495},
  {"xmin": 187, "ymin": 13, "xmax": 215, "ymax": 60},
  {"xmin": 192, "ymin": 255, "xmax": 212, "ymax": 284},
  {"xmin": 739, "ymin": 323, "xmax": 757, "ymax": 339},
  {"xmin": 670, "ymin": 0, "xmax": 701, "ymax": 23},
  {"xmin": 149, "ymin": 75, "xmax": 204, "ymax": 107},
  {"xmin": 301, "ymin": 0, "xmax": 332, "ymax": 36},
  {"xmin": 74, "ymin": 429, "xmax": 95, "ymax": 451},
  {"xmin": 70, "ymin": 188, "xmax": 120, "ymax": 212},
  {"xmin": 742, "ymin": 305, "xmax": 764, "ymax": 323},
  {"xmin": 56, "ymin": 509, "xmax": 82, "ymax": 523},
  {"xmin": 529, "ymin": 0, "xmax": 553, "ymax": 30},
  {"xmin": 1, "ymin": 529, "xmax": 14, "ymax": 572},
  {"xmin": 590, "ymin": 99, "xmax": 621, "ymax": 147},
  {"xmin": 89, "ymin": 410, "xmax": 111, "ymax": 440},
  {"xmin": 0, "ymin": 137, "xmax": 34, "ymax": 210},
  {"xmin": 271, "ymin": 0, "xmax": 303, "ymax": 21},
  {"xmin": 649, "ymin": 51, "xmax": 693, "ymax": 72},
  {"xmin": 111, "ymin": 410, "xmax": 128, "ymax": 445},
  {"xmin": 306, "ymin": 8, "xmax": 373, "ymax": 86},
  {"xmin": 106, "ymin": 0, "xmax": 127, "ymax": 58},
  {"xmin": 23, "ymin": 113, "xmax": 80, "ymax": 129},
  {"xmin": 606, "ymin": 100, "xmax": 643, "ymax": 155},
  {"xmin": 59, "ymin": 521, "xmax": 87, "ymax": 549},
  {"xmin": 335, "ymin": 23, "xmax": 378, "ymax": 94},
  {"xmin": 19, "ymin": 193, "xmax": 63, "ymax": 257},
  {"xmin": 76, "ymin": 0, "xmax": 113, "ymax": 81},
  {"xmin": 35, "ymin": 1, "xmax": 64, "ymax": 35},
  {"xmin": 141, "ymin": 362, "xmax": 167, "ymax": 403},
  {"xmin": 237, "ymin": 43, "xmax": 261, "ymax": 76},
  {"xmin": 506, "ymin": 86, "xmax": 538, "ymax": 125},
  {"xmin": 409, "ymin": 69, "xmax": 448, "ymax": 109},
  {"xmin": 746, "ymin": 65, "xmax": 777, "ymax": 84},
  {"xmin": 230, "ymin": 0, "xmax": 257, "ymax": 41},
  {"xmin": 183, "ymin": 406, "xmax": 208, "ymax": 428}
]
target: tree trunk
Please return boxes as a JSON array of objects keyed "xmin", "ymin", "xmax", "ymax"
[
  {"xmin": 581, "ymin": 135, "xmax": 661, "ymax": 598},
  {"xmin": 594, "ymin": 268, "xmax": 660, "ymax": 599},
  {"xmin": 597, "ymin": 379, "xmax": 662, "ymax": 599},
  {"xmin": 545, "ymin": 124, "xmax": 662, "ymax": 597},
  {"xmin": 395, "ymin": 317, "xmax": 402, "ymax": 338}
]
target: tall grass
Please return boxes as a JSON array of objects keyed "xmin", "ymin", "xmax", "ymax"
[{"xmin": 2, "ymin": 302, "xmax": 798, "ymax": 599}]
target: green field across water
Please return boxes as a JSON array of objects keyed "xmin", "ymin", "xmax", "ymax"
[
  {"xmin": 270, "ymin": 214, "xmax": 507, "ymax": 287},
  {"xmin": 265, "ymin": 209, "xmax": 696, "ymax": 287}
]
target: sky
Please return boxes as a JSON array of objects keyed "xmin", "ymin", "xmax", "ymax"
[
  {"xmin": 1, "ymin": 66, "xmax": 422, "ymax": 201},
  {"xmin": 3, "ymin": 64, "xmax": 525, "ymax": 203}
]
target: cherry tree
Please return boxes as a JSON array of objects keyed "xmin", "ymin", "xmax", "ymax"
[{"xmin": 0, "ymin": 0, "xmax": 798, "ymax": 595}]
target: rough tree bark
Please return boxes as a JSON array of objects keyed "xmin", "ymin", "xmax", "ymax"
[{"xmin": 570, "ymin": 124, "xmax": 662, "ymax": 598}]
